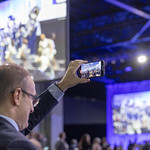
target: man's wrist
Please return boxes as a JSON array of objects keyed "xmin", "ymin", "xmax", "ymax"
[
  {"xmin": 56, "ymin": 82, "xmax": 67, "ymax": 92},
  {"xmin": 55, "ymin": 82, "xmax": 63, "ymax": 92}
]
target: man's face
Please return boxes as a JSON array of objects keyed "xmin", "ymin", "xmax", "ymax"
[{"xmin": 17, "ymin": 76, "xmax": 36, "ymax": 131}]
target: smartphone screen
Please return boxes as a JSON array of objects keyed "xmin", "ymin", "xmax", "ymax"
[{"xmin": 77, "ymin": 60, "xmax": 105, "ymax": 78}]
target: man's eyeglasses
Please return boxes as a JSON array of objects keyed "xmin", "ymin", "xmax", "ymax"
[{"xmin": 11, "ymin": 89, "xmax": 39, "ymax": 107}]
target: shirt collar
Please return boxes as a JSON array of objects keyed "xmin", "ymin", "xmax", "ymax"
[{"xmin": 0, "ymin": 115, "xmax": 19, "ymax": 131}]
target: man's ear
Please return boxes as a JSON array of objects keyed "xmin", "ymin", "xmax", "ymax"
[{"xmin": 12, "ymin": 88, "xmax": 22, "ymax": 106}]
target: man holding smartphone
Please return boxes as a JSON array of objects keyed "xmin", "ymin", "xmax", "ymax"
[{"xmin": 0, "ymin": 60, "xmax": 90, "ymax": 149}]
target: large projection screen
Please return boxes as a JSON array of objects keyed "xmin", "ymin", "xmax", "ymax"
[
  {"xmin": 107, "ymin": 80, "xmax": 150, "ymax": 150},
  {"xmin": 0, "ymin": 0, "xmax": 68, "ymax": 82}
]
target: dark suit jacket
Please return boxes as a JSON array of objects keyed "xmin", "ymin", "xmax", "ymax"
[
  {"xmin": 0, "ymin": 88, "xmax": 58, "ymax": 149},
  {"xmin": 55, "ymin": 140, "xmax": 67, "ymax": 150},
  {"xmin": 0, "ymin": 117, "xmax": 37, "ymax": 150}
]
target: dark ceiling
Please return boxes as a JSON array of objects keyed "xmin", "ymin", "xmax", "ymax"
[
  {"xmin": 69, "ymin": 0, "xmax": 150, "ymax": 84},
  {"xmin": 65, "ymin": 0, "xmax": 150, "ymax": 100}
]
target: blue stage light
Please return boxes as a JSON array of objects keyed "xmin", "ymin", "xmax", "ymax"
[{"xmin": 124, "ymin": 66, "xmax": 132, "ymax": 72}]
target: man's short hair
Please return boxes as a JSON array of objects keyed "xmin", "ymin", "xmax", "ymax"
[
  {"xmin": 59, "ymin": 132, "xmax": 66, "ymax": 139},
  {"xmin": 0, "ymin": 63, "xmax": 32, "ymax": 101}
]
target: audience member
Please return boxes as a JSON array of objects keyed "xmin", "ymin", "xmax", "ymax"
[
  {"xmin": 69, "ymin": 139, "xmax": 78, "ymax": 150},
  {"xmin": 143, "ymin": 141, "xmax": 150, "ymax": 150},
  {"xmin": 92, "ymin": 137, "xmax": 102, "ymax": 150},
  {"xmin": 128, "ymin": 141, "xmax": 134, "ymax": 150},
  {"xmin": 55, "ymin": 132, "xmax": 69, "ymax": 150},
  {"xmin": 101, "ymin": 137, "xmax": 108, "ymax": 150},
  {"xmin": 27, "ymin": 131, "xmax": 46, "ymax": 150},
  {"xmin": 29, "ymin": 138, "xmax": 43, "ymax": 150},
  {"xmin": 102, "ymin": 145, "xmax": 112, "ymax": 150},
  {"xmin": 0, "ymin": 60, "xmax": 90, "ymax": 149},
  {"xmin": 78, "ymin": 133, "xmax": 91, "ymax": 150}
]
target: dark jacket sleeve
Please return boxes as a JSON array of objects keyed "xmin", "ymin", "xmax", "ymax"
[{"xmin": 21, "ymin": 89, "xmax": 58, "ymax": 135}]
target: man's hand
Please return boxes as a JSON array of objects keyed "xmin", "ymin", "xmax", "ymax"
[{"xmin": 57, "ymin": 60, "xmax": 90, "ymax": 92}]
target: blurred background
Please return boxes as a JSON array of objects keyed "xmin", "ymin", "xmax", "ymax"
[{"xmin": 1, "ymin": 0, "xmax": 150, "ymax": 150}]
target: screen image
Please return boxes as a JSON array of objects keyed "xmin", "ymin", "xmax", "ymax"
[
  {"xmin": 0, "ymin": 0, "xmax": 66, "ymax": 28},
  {"xmin": 80, "ymin": 61, "xmax": 104, "ymax": 78},
  {"xmin": 112, "ymin": 91, "xmax": 150, "ymax": 135},
  {"xmin": 0, "ymin": 0, "xmax": 67, "ymax": 82}
]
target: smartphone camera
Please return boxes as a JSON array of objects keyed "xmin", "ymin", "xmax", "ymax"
[{"xmin": 77, "ymin": 60, "xmax": 105, "ymax": 79}]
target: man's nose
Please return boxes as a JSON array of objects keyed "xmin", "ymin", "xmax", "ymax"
[{"xmin": 30, "ymin": 106, "xmax": 34, "ymax": 113}]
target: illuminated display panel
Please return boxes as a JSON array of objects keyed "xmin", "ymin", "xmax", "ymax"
[
  {"xmin": 0, "ymin": 0, "xmax": 66, "ymax": 28},
  {"xmin": 0, "ymin": 0, "xmax": 68, "ymax": 82},
  {"xmin": 113, "ymin": 91, "xmax": 150, "ymax": 135},
  {"xmin": 107, "ymin": 81, "xmax": 150, "ymax": 150}
]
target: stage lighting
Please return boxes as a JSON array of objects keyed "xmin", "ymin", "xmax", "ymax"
[
  {"xmin": 124, "ymin": 66, "xmax": 132, "ymax": 72},
  {"xmin": 111, "ymin": 60, "xmax": 116, "ymax": 64},
  {"xmin": 120, "ymin": 58, "xmax": 125, "ymax": 63},
  {"xmin": 137, "ymin": 55, "xmax": 147, "ymax": 63}
]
